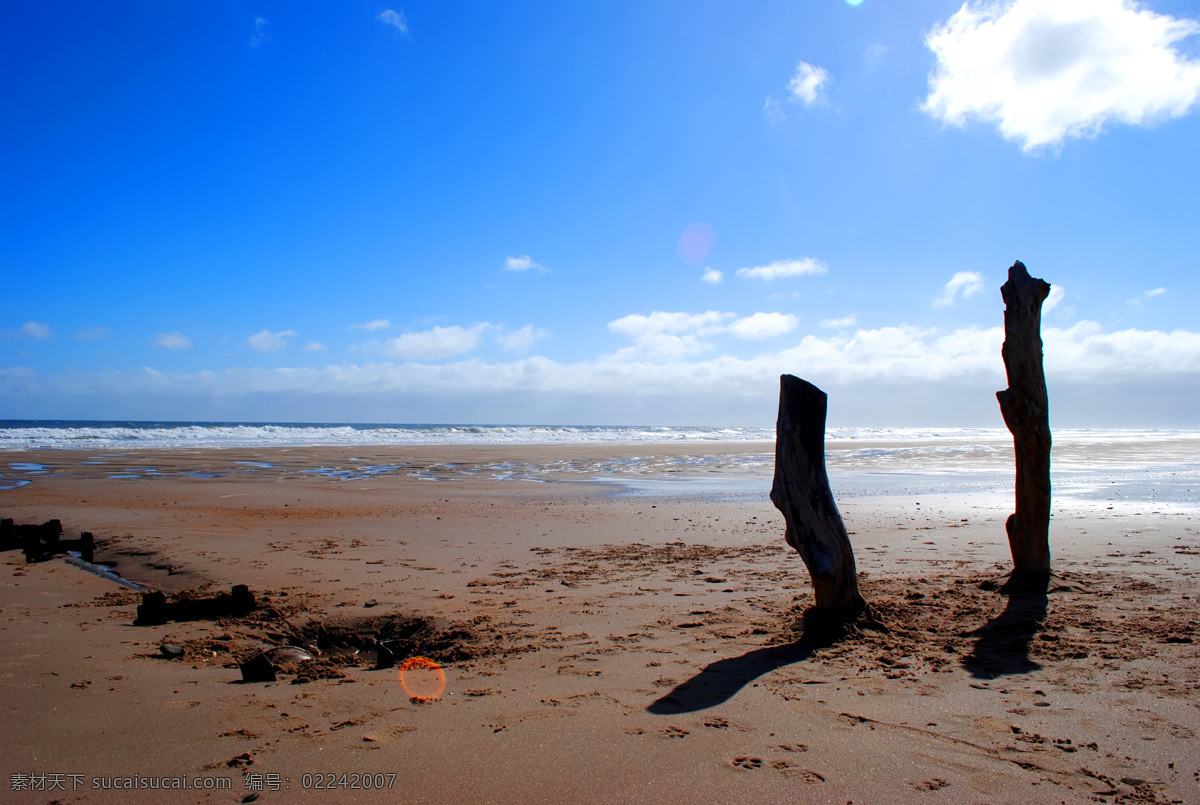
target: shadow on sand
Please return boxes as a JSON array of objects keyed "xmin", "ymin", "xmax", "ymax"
[
  {"xmin": 961, "ymin": 573, "xmax": 1074, "ymax": 679},
  {"xmin": 646, "ymin": 610, "xmax": 871, "ymax": 715}
]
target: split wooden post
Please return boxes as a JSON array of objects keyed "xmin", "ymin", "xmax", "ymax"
[
  {"xmin": 996, "ymin": 260, "xmax": 1053, "ymax": 577},
  {"xmin": 770, "ymin": 375, "xmax": 865, "ymax": 613}
]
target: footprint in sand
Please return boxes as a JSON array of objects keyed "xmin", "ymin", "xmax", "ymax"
[
  {"xmin": 776, "ymin": 767, "xmax": 824, "ymax": 783},
  {"xmin": 773, "ymin": 743, "xmax": 808, "ymax": 753},
  {"xmin": 914, "ymin": 778, "xmax": 950, "ymax": 791},
  {"xmin": 225, "ymin": 753, "xmax": 253, "ymax": 769},
  {"xmin": 731, "ymin": 756, "xmax": 762, "ymax": 770},
  {"xmin": 661, "ymin": 726, "xmax": 689, "ymax": 739},
  {"xmin": 703, "ymin": 717, "xmax": 729, "ymax": 729}
]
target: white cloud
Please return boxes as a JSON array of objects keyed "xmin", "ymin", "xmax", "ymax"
[
  {"xmin": 504, "ymin": 255, "xmax": 549, "ymax": 273},
  {"xmin": 788, "ymin": 61, "xmax": 831, "ymax": 106},
  {"xmin": 249, "ymin": 16, "xmax": 270, "ymax": 48},
  {"xmin": 304, "ymin": 342, "xmax": 328, "ymax": 352},
  {"xmin": 726, "ymin": 312, "xmax": 799, "ymax": 340},
  {"xmin": 378, "ymin": 9, "xmax": 409, "ymax": 34},
  {"xmin": 8, "ymin": 322, "xmax": 1200, "ymax": 425},
  {"xmin": 353, "ymin": 319, "xmax": 391, "ymax": 331},
  {"xmin": 20, "ymin": 322, "xmax": 50, "ymax": 340},
  {"xmin": 608, "ymin": 311, "xmax": 730, "ymax": 341},
  {"xmin": 701, "ymin": 268, "xmax": 723, "ymax": 284},
  {"xmin": 736, "ymin": 258, "xmax": 828, "ymax": 281},
  {"xmin": 154, "ymin": 332, "xmax": 191, "ymax": 350},
  {"xmin": 934, "ymin": 271, "xmax": 987, "ymax": 307},
  {"xmin": 922, "ymin": 0, "xmax": 1200, "ymax": 152},
  {"xmin": 608, "ymin": 310, "xmax": 801, "ymax": 356},
  {"xmin": 1044, "ymin": 320, "xmax": 1200, "ymax": 378},
  {"xmin": 26, "ymin": 323, "xmax": 1197, "ymax": 398},
  {"xmin": 821, "ymin": 315, "xmax": 858, "ymax": 329},
  {"xmin": 608, "ymin": 311, "xmax": 731, "ymax": 358},
  {"xmin": 75, "ymin": 326, "xmax": 111, "ymax": 342},
  {"xmin": 246, "ymin": 329, "xmax": 298, "ymax": 353},
  {"xmin": 385, "ymin": 324, "xmax": 486, "ymax": 360},
  {"xmin": 1043, "ymin": 284, "xmax": 1066, "ymax": 313},
  {"xmin": 496, "ymin": 325, "xmax": 548, "ymax": 353}
]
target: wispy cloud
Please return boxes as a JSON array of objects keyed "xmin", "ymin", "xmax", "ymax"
[
  {"xmin": 20, "ymin": 322, "xmax": 50, "ymax": 340},
  {"xmin": 922, "ymin": 0, "xmax": 1200, "ymax": 152},
  {"xmin": 246, "ymin": 329, "xmax": 298, "ymax": 353},
  {"xmin": 353, "ymin": 319, "xmax": 391, "ymax": 331},
  {"xmin": 154, "ymin": 332, "xmax": 191, "ymax": 349},
  {"xmin": 304, "ymin": 342, "xmax": 328, "ymax": 352},
  {"xmin": 788, "ymin": 61, "xmax": 831, "ymax": 106},
  {"xmin": 248, "ymin": 16, "xmax": 270, "ymax": 48},
  {"xmin": 496, "ymin": 325, "xmax": 548, "ymax": 353},
  {"xmin": 504, "ymin": 255, "xmax": 550, "ymax": 273},
  {"xmin": 934, "ymin": 271, "xmax": 987, "ymax": 307},
  {"xmin": 1130, "ymin": 286, "xmax": 1167, "ymax": 306},
  {"xmin": 863, "ymin": 43, "xmax": 888, "ymax": 66},
  {"xmin": 701, "ymin": 268, "xmax": 723, "ymax": 285},
  {"xmin": 821, "ymin": 315, "xmax": 858, "ymax": 329},
  {"xmin": 736, "ymin": 258, "xmax": 828, "ymax": 281},
  {"xmin": 378, "ymin": 9, "xmax": 409, "ymax": 35},
  {"xmin": 763, "ymin": 97, "xmax": 786, "ymax": 123},
  {"xmin": 75, "ymin": 326, "xmax": 111, "ymax": 342}
]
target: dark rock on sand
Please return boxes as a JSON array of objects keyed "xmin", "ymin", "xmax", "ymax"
[{"xmin": 239, "ymin": 653, "xmax": 277, "ymax": 683}]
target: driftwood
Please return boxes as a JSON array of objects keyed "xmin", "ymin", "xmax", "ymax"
[
  {"xmin": 996, "ymin": 260, "xmax": 1053, "ymax": 577},
  {"xmin": 770, "ymin": 375, "xmax": 865, "ymax": 613}
]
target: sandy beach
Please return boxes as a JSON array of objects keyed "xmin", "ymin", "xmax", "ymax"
[{"xmin": 2, "ymin": 443, "xmax": 1198, "ymax": 803}]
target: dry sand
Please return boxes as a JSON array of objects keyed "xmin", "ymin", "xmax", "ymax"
[{"xmin": 1, "ymin": 445, "xmax": 1198, "ymax": 804}]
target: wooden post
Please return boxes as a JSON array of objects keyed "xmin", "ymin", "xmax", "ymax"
[
  {"xmin": 770, "ymin": 375, "xmax": 865, "ymax": 613},
  {"xmin": 137, "ymin": 591, "xmax": 168, "ymax": 625},
  {"xmin": 996, "ymin": 261, "xmax": 1053, "ymax": 577},
  {"xmin": 231, "ymin": 584, "xmax": 255, "ymax": 616}
]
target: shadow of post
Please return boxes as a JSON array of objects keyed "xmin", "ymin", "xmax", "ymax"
[
  {"xmin": 962, "ymin": 582, "xmax": 1049, "ymax": 679},
  {"xmin": 646, "ymin": 612, "xmax": 858, "ymax": 715}
]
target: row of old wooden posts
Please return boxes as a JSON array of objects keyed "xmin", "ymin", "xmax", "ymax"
[{"xmin": 774, "ymin": 260, "xmax": 1055, "ymax": 615}]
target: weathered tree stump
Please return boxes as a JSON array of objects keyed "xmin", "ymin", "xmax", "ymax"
[
  {"xmin": 996, "ymin": 261, "xmax": 1053, "ymax": 579},
  {"xmin": 770, "ymin": 375, "xmax": 865, "ymax": 613}
]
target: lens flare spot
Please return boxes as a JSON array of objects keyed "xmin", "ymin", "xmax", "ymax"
[
  {"xmin": 676, "ymin": 222, "xmax": 716, "ymax": 266},
  {"xmin": 846, "ymin": 0, "xmax": 865, "ymax": 6},
  {"xmin": 398, "ymin": 656, "xmax": 446, "ymax": 701}
]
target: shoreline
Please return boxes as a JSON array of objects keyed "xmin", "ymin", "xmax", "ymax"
[{"xmin": 1, "ymin": 445, "xmax": 1198, "ymax": 802}]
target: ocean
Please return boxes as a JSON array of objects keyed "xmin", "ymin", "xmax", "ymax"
[{"xmin": 0, "ymin": 420, "xmax": 1197, "ymax": 506}]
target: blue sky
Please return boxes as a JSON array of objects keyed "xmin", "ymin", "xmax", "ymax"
[{"xmin": 3, "ymin": 0, "xmax": 1199, "ymax": 426}]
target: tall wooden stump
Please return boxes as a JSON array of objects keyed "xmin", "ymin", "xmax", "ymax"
[
  {"xmin": 996, "ymin": 261, "xmax": 1052, "ymax": 577},
  {"xmin": 770, "ymin": 375, "xmax": 865, "ymax": 613}
]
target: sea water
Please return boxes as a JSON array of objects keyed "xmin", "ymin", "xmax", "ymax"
[{"xmin": 0, "ymin": 421, "xmax": 1196, "ymax": 506}]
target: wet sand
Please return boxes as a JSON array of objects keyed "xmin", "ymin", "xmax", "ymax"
[{"xmin": 1, "ymin": 445, "xmax": 1198, "ymax": 803}]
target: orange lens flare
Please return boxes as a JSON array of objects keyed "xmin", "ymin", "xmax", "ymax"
[{"xmin": 397, "ymin": 656, "xmax": 446, "ymax": 701}]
